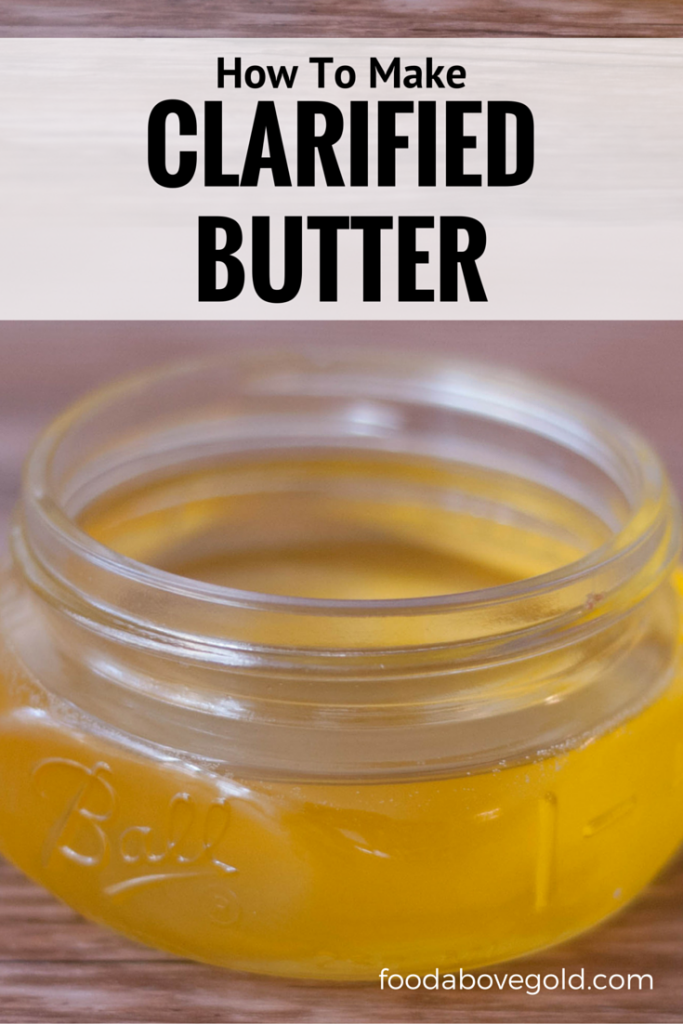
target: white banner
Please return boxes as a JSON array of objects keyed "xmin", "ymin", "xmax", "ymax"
[{"xmin": 0, "ymin": 39, "xmax": 681, "ymax": 319}]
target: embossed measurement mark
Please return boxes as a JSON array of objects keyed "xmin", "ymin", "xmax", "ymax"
[
  {"xmin": 673, "ymin": 742, "xmax": 683, "ymax": 792},
  {"xmin": 534, "ymin": 792, "xmax": 558, "ymax": 911},
  {"xmin": 583, "ymin": 796, "xmax": 636, "ymax": 837},
  {"xmin": 33, "ymin": 758, "xmax": 116, "ymax": 868}
]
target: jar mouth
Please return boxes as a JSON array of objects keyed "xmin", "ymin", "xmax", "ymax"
[{"xmin": 13, "ymin": 349, "xmax": 681, "ymax": 658}]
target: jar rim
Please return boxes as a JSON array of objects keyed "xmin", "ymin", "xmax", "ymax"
[{"xmin": 13, "ymin": 349, "xmax": 681, "ymax": 658}]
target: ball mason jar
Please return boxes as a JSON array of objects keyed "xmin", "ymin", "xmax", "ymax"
[{"xmin": 0, "ymin": 351, "xmax": 681, "ymax": 980}]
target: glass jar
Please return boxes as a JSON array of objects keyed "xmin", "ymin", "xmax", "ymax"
[{"xmin": 0, "ymin": 350, "xmax": 681, "ymax": 980}]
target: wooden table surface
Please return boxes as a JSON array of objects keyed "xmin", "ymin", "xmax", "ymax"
[
  {"xmin": 0, "ymin": 321, "xmax": 683, "ymax": 1023},
  {"xmin": 3, "ymin": 0, "xmax": 683, "ymax": 37}
]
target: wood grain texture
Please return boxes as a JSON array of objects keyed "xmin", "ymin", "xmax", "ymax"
[
  {"xmin": 1, "ymin": 845, "xmax": 683, "ymax": 1024},
  {"xmin": 1, "ymin": 321, "xmax": 683, "ymax": 1022},
  {"xmin": 2, "ymin": 0, "xmax": 683, "ymax": 37}
]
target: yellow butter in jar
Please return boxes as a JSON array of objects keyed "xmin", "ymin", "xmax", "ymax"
[{"xmin": 0, "ymin": 352, "xmax": 681, "ymax": 980}]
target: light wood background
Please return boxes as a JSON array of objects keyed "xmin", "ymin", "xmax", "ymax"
[
  {"xmin": 2, "ymin": 0, "xmax": 683, "ymax": 37},
  {"xmin": 0, "ymin": 321, "xmax": 682, "ymax": 1022}
]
